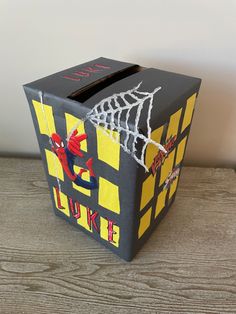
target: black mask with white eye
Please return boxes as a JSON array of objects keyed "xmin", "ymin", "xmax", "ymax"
[
  {"xmin": 55, "ymin": 142, "xmax": 60, "ymax": 148},
  {"xmin": 61, "ymin": 142, "xmax": 64, "ymax": 148}
]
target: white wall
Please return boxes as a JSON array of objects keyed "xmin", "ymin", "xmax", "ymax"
[{"xmin": 0, "ymin": 0, "xmax": 235, "ymax": 167}]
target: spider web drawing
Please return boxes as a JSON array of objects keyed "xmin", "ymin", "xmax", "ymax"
[{"xmin": 69, "ymin": 82, "xmax": 167, "ymax": 171}]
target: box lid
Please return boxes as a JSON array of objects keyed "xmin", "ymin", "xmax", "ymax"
[
  {"xmin": 83, "ymin": 66, "xmax": 201, "ymax": 133},
  {"xmin": 24, "ymin": 57, "xmax": 201, "ymax": 170},
  {"xmin": 24, "ymin": 57, "xmax": 201, "ymax": 133},
  {"xmin": 24, "ymin": 57, "xmax": 136, "ymax": 99}
]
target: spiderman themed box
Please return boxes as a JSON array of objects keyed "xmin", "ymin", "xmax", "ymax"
[{"xmin": 23, "ymin": 57, "xmax": 201, "ymax": 261}]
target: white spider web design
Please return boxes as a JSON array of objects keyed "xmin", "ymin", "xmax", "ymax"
[{"xmin": 69, "ymin": 82, "xmax": 167, "ymax": 171}]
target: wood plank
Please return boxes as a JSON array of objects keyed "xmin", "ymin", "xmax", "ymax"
[{"xmin": 0, "ymin": 157, "xmax": 235, "ymax": 313}]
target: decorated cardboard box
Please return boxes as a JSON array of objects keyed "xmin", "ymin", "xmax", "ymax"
[{"xmin": 23, "ymin": 57, "xmax": 201, "ymax": 261}]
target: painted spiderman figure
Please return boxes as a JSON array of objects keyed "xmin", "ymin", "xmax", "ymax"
[{"xmin": 51, "ymin": 130, "xmax": 98, "ymax": 190}]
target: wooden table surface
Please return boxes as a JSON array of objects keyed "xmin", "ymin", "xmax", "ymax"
[{"xmin": 0, "ymin": 157, "xmax": 235, "ymax": 314}]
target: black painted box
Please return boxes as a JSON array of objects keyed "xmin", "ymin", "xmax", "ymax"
[{"xmin": 24, "ymin": 57, "xmax": 201, "ymax": 261}]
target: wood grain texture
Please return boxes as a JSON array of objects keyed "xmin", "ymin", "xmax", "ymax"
[{"xmin": 0, "ymin": 157, "xmax": 235, "ymax": 314}]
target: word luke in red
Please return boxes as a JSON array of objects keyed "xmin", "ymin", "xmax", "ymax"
[
  {"xmin": 63, "ymin": 63, "xmax": 111, "ymax": 82},
  {"xmin": 151, "ymin": 135, "xmax": 177, "ymax": 176},
  {"xmin": 55, "ymin": 187, "xmax": 118, "ymax": 245},
  {"xmin": 51, "ymin": 130, "xmax": 98, "ymax": 190}
]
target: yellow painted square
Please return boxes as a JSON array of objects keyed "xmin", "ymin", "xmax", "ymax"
[
  {"xmin": 98, "ymin": 177, "xmax": 120, "ymax": 214},
  {"xmin": 77, "ymin": 204, "xmax": 92, "ymax": 232},
  {"xmin": 169, "ymin": 177, "xmax": 179, "ymax": 199},
  {"xmin": 167, "ymin": 108, "xmax": 182, "ymax": 139},
  {"xmin": 100, "ymin": 217, "xmax": 120, "ymax": 247},
  {"xmin": 32, "ymin": 100, "xmax": 56, "ymax": 136},
  {"xmin": 138, "ymin": 207, "xmax": 152, "ymax": 239},
  {"xmin": 96, "ymin": 127, "xmax": 120, "ymax": 170},
  {"xmin": 145, "ymin": 125, "xmax": 164, "ymax": 169},
  {"xmin": 45, "ymin": 149, "xmax": 64, "ymax": 181},
  {"xmin": 155, "ymin": 188, "xmax": 168, "ymax": 218},
  {"xmin": 72, "ymin": 165, "xmax": 91, "ymax": 197},
  {"xmin": 140, "ymin": 174, "xmax": 156, "ymax": 211},
  {"xmin": 53, "ymin": 187, "xmax": 70, "ymax": 217},
  {"xmin": 175, "ymin": 136, "xmax": 188, "ymax": 166},
  {"xmin": 159, "ymin": 149, "xmax": 176, "ymax": 186},
  {"xmin": 65, "ymin": 113, "xmax": 87, "ymax": 152},
  {"xmin": 181, "ymin": 93, "xmax": 197, "ymax": 132}
]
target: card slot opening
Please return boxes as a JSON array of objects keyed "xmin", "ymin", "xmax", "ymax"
[{"xmin": 68, "ymin": 65, "xmax": 143, "ymax": 103}]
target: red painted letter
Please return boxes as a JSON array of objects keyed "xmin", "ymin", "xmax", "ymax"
[
  {"xmin": 63, "ymin": 75, "xmax": 81, "ymax": 81},
  {"xmin": 73, "ymin": 71, "xmax": 90, "ymax": 77},
  {"xmin": 87, "ymin": 208, "xmax": 99, "ymax": 233},
  {"xmin": 94, "ymin": 64, "xmax": 111, "ymax": 69},
  {"xmin": 107, "ymin": 219, "xmax": 117, "ymax": 243},
  {"xmin": 55, "ymin": 187, "xmax": 65, "ymax": 209},
  {"xmin": 69, "ymin": 198, "xmax": 81, "ymax": 219}
]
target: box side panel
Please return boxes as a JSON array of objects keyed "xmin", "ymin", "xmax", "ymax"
[
  {"xmin": 132, "ymin": 86, "xmax": 201, "ymax": 257},
  {"xmin": 24, "ymin": 87, "xmax": 138, "ymax": 261}
]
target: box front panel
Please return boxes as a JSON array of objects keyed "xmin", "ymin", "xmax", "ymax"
[
  {"xmin": 136, "ymin": 92, "xmax": 197, "ymax": 247},
  {"xmin": 25, "ymin": 90, "xmax": 138, "ymax": 261}
]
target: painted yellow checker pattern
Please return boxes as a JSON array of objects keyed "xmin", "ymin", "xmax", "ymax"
[
  {"xmin": 155, "ymin": 188, "xmax": 168, "ymax": 218},
  {"xmin": 65, "ymin": 113, "xmax": 87, "ymax": 152},
  {"xmin": 145, "ymin": 126, "xmax": 164, "ymax": 169},
  {"xmin": 167, "ymin": 136, "xmax": 188, "ymax": 200},
  {"xmin": 98, "ymin": 177, "xmax": 120, "ymax": 214},
  {"xmin": 100, "ymin": 217, "xmax": 120, "ymax": 247},
  {"xmin": 31, "ymin": 100, "xmax": 123, "ymax": 249},
  {"xmin": 77, "ymin": 205, "xmax": 92, "ymax": 232},
  {"xmin": 138, "ymin": 207, "xmax": 152, "ymax": 239},
  {"xmin": 167, "ymin": 108, "xmax": 182, "ymax": 139},
  {"xmin": 96, "ymin": 127, "xmax": 120, "ymax": 170},
  {"xmin": 181, "ymin": 93, "xmax": 196, "ymax": 132},
  {"xmin": 169, "ymin": 176, "xmax": 179, "ymax": 199},
  {"xmin": 140, "ymin": 174, "xmax": 156, "ymax": 211},
  {"xmin": 159, "ymin": 149, "xmax": 176, "ymax": 186},
  {"xmin": 176, "ymin": 136, "xmax": 187, "ymax": 165},
  {"xmin": 32, "ymin": 100, "xmax": 56, "ymax": 136},
  {"xmin": 138, "ymin": 92, "xmax": 198, "ymax": 239},
  {"xmin": 53, "ymin": 187, "xmax": 70, "ymax": 217},
  {"xmin": 72, "ymin": 165, "xmax": 91, "ymax": 197},
  {"xmin": 45, "ymin": 149, "xmax": 64, "ymax": 181}
]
